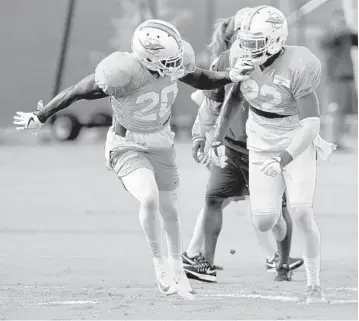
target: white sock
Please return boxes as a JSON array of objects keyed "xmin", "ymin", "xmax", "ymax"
[
  {"xmin": 186, "ymin": 208, "xmax": 205, "ymax": 257},
  {"xmin": 138, "ymin": 205, "xmax": 165, "ymax": 263},
  {"xmin": 303, "ymin": 256, "xmax": 321, "ymax": 287},
  {"xmin": 159, "ymin": 191, "xmax": 183, "ymax": 279}
]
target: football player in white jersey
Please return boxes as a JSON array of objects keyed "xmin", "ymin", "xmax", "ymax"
[
  {"xmin": 210, "ymin": 6, "xmax": 336, "ymax": 303},
  {"xmin": 13, "ymin": 19, "xmax": 249, "ymax": 299},
  {"xmin": 183, "ymin": 10, "xmax": 304, "ymax": 282}
]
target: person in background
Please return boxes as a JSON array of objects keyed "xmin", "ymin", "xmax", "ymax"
[{"xmin": 321, "ymin": 9, "xmax": 358, "ymax": 150}]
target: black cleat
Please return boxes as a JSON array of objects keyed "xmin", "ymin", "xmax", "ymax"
[
  {"xmin": 274, "ymin": 263, "xmax": 293, "ymax": 282},
  {"xmin": 184, "ymin": 257, "xmax": 217, "ymax": 283},
  {"xmin": 289, "ymin": 257, "xmax": 304, "ymax": 271},
  {"xmin": 182, "ymin": 251, "xmax": 205, "ymax": 266},
  {"xmin": 266, "ymin": 253, "xmax": 279, "ymax": 273},
  {"xmin": 266, "ymin": 252, "xmax": 304, "ymax": 272}
]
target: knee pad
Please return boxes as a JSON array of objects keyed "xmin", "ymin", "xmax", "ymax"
[{"xmin": 252, "ymin": 210, "xmax": 278, "ymax": 232}]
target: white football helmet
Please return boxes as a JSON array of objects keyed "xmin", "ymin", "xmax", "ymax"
[
  {"xmin": 236, "ymin": 6, "xmax": 288, "ymax": 65},
  {"xmin": 131, "ymin": 19, "xmax": 184, "ymax": 77}
]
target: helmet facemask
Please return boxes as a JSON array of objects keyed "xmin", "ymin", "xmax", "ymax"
[{"xmin": 237, "ymin": 31, "xmax": 274, "ymax": 65}]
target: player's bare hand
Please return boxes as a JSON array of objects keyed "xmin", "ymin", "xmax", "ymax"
[
  {"xmin": 192, "ymin": 138, "xmax": 206, "ymax": 163},
  {"xmin": 228, "ymin": 60, "xmax": 254, "ymax": 83},
  {"xmin": 253, "ymin": 157, "xmax": 282, "ymax": 177},
  {"xmin": 13, "ymin": 100, "xmax": 44, "ymax": 131}
]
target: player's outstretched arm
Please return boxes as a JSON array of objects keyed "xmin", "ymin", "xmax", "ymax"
[
  {"xmin": 36, "ymin": 74, "xmax": 108, "ymax": 123},
  {"xmin": 14, "ymin": 74, "xmax": 108, "ymax": 130},
  {"xmin": 180, "ymin": 68, "xmax": 231, "ymax": 90},
  {"xmin": 179, "ymin": 66, "xmax": 251, "ymax": 90}
]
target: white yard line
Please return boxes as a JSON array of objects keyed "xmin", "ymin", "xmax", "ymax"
[
  {"xmin": 200, "ymin": 292, "xmax": 298, "ymax": 302},
  {"xmin": 37, "ymin": 300, "xmax": 97, "ymax": 306}
]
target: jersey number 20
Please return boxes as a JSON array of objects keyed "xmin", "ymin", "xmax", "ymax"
[{"xmin": 134, "ymin": 83, "xmax": 178, "ymax": 121}]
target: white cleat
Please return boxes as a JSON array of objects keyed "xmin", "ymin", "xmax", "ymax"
[
  {"xmin": 155, "ymin": 262, "xmax": 177, "ymax": 295},
  {"xmin": 305, "ymin": 285, "xmax": 327, "ymax": 304},
  {"xmin": 168, "ymin": 271, "xmax": 195, "ymax": 300}
]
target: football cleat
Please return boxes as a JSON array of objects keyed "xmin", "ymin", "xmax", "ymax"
[
  {"xmin": 182, "ymin": 251, "xmax": 205, "ymax": 266},
  {"xmin": 274, "ymin": 263, "xmax": 293, "ymax": 282},
  {"xmin": 266, "ymin": 253, "xmax": 279, "ymax": 272},
  {"xmin": 288, "ymin": 256, "xmax": 304, "ymax": 270},
  {"xmin": 184, "ymin": 257, "xmax": 217, "ymax": 283},
  {"xmin": 165, "ymin": 271, "xmax": 195, "ymax": 300},
  {"xmin": 154, "ymin": 261, "xmax": 176, "ymax": 295},
  {"xmin": 266, "ymin": 252, "xmax": 304, "ymax": 272},
  {"xmin": 305, "ymin": 285, "xmax": 326, "ymax": 304}
]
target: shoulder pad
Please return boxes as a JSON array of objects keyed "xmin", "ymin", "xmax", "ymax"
[
  {"xmin": 289, "ymin": 46, "xmax": 321, "ymax": 99},
  {"xmin": 289, "ymin": 46, "xmax": 321, "ymax": 72},
  {"xmin": 95, "ymin": 52, "xmax": 136, "ymax": 94}
]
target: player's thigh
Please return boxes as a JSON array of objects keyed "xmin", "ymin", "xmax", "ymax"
[
  {"xmin": 109, "ymin": 148, "xmax": 159, "ymax": 205},
  {"xmin": 121, "ymin": 167, "xmax": 159, "ymax": 207},
  {"xmin": 249, "ymin": 151, "xmax": 285, "ymax": 214},
  {"xmin": 284, "ymin": 145, "xmax": 317, "ymax": 208},
  {"xmin": 148, "ymin": 146, "xmax": 179, "ymax": 192}
]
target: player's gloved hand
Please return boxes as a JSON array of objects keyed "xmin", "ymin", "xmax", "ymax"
[
  {"xmin": 209, "ymin": 141, "xmax": 228, "ymax": 168},
  {"xmin": 13, "ymin": 100, "xmax": 45, "ymax": 131},
  {"xmin": 192, "ymin": 138, "xmax": 206, "ymax": 163},
  {"xmin": 255, "ymin": 157, "xmax": 282, "ymax": 177},
  {"xmin": 228, "ymin": 60, "xmax": 254, "ymax": 83}
]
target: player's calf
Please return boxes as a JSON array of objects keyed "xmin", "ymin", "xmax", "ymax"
[{"xmin": 289, "ymin": 204, "xmax": 324, "ymax": 302}]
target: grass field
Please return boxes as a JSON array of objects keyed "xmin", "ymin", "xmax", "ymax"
[{"xmin": 0, "ymin": 139, "xmax": 357, "ymax": 320}]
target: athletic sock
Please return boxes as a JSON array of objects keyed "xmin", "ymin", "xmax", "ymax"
[{"xmin": 303, "ymin": 256, "xmax": 321, "ymax": 286}]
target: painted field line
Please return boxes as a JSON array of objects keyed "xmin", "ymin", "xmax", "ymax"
[
  {"xmin": 200, "ymin": 292, "xmax": 298, "ymax": 302},
  {"xmin": 328, "ymin": 287, "xmax": 358, "ymax": 291},
  {"xmin": 329, "ymin": 299, "xmax": 358, "ymax": 304},
  {"xmin": 200, "ymin": 292, "xmax": 358, "ymax": 305},
  {"xmin": 0, "ymin": 254, "xmax": 103, "ymax": 259},
  {"xmin": 37, "ymin": 300, "xmax": 97, "ymax": 306}
]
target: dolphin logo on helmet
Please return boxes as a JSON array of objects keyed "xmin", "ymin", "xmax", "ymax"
[
  {"xmin": 140, "ymin": 39, "xmax": 166, "ymax": 54},
  {"xmin": 266, "ymin": 12, "xmax": 285, "ymax": 29}
]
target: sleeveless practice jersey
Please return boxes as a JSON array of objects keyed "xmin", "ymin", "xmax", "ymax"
[
  {"xmin": 230, "ymin": 41, "xmax": 321, "ymax": 152},
  {"xmin": 95, "ymin": 41, "xmax": 196, "ymax": 134}
]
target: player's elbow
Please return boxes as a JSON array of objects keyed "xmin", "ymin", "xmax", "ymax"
[{"xmin": 300, "ymin": 117, "xmax": 320, "ymax": 139}]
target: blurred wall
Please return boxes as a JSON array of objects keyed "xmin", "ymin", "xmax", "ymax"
[{"xmin": 0, "ymin": 0, "xmax": 351, "ymax": 127}]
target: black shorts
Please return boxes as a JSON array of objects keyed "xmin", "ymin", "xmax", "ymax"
[{"xmin": 205, "ymin": 146, "xmax": 249, "ymax": 199}]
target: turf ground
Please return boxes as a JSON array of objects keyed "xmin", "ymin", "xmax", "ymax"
[{"xmin": 0, "ymin": 139, "xmax": 357, "ymax": 319}]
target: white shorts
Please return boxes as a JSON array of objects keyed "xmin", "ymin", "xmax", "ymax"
[
  {"xmin": 249, "ymin": 144, "xmax": 317, "ymax": 214},
  {"xmin": 104, "ymin": 125, "xmax": 179, "ymax": 191}
]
